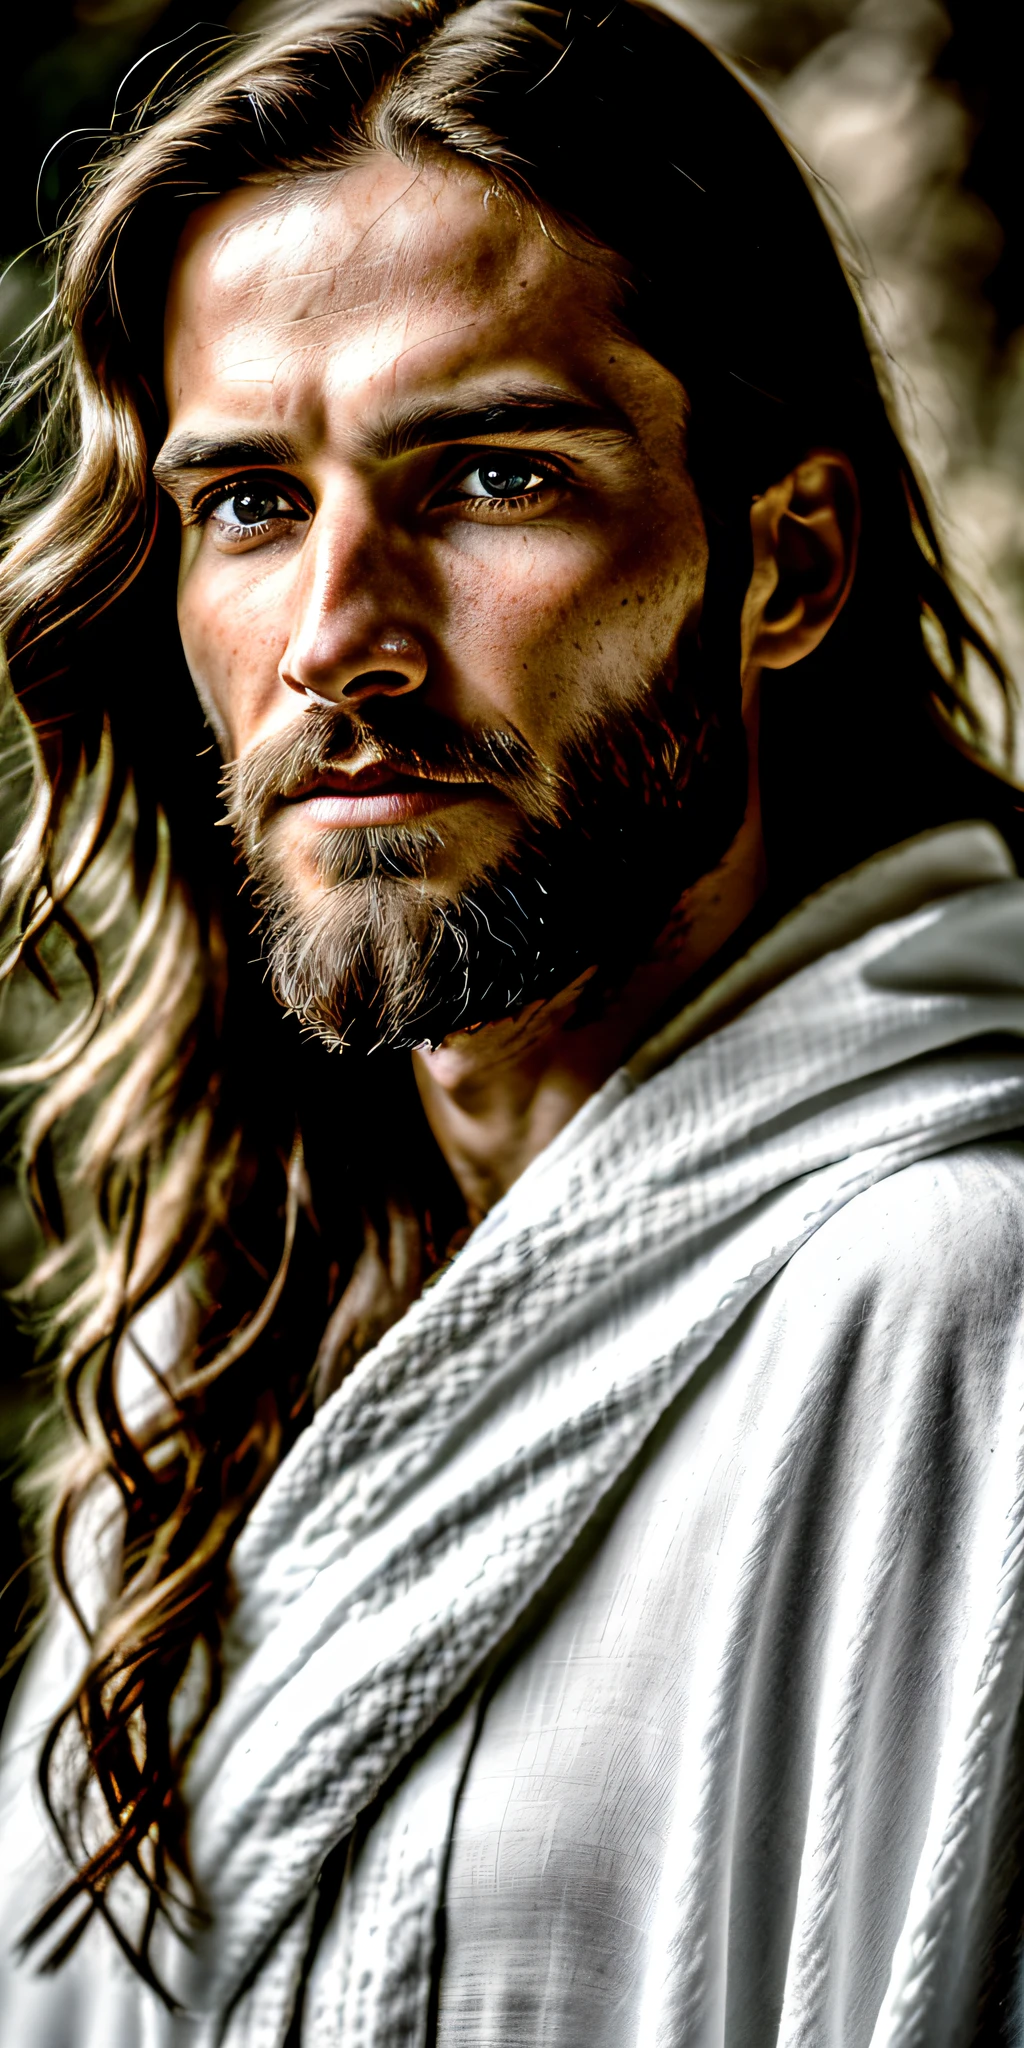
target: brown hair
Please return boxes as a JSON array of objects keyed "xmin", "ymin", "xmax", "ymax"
[{"xmin": 0, "ymin": 0, "xmax": 1014, "ymax": 1992}]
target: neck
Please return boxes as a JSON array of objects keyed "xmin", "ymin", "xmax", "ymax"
[{"xmin": 413, "ymin": 780, "xmax": 767, "ymax": 1224}]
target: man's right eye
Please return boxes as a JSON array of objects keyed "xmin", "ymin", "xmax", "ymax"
[
  {"xmin": 220, "ymin": 486, "xmax": 289, "ymax": 526},
  {"xmin": 196, "ymin": 477, "xmax": 308, "ymax": 542}
]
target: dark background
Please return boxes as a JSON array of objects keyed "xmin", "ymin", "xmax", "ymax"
[{"xmin": 0, "ymin": 0, "xmax": 1022, "ymax": 1705}]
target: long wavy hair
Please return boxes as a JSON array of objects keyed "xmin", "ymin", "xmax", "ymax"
[{"xmin": 1, "ymin": 0, "xmax": 1017, "ymax": 1993}]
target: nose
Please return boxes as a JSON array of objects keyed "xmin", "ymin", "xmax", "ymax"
[
  {"xmin": 282, "ymin": 631, "xmax": 428, "ymax": 708},
  {"xmin": 282, "ymin": 628, "xmax": 428, "ymax": 707},
  {"xmin": 278, "ymin": 495, "xmax": 429, "ymax": 708}
]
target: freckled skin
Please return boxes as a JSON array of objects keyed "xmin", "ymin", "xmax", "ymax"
[{"xmin": 160, "ymin": 152, "xmax": 708, "ymax": 907}]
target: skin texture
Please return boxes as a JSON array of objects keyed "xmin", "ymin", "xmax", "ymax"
[{"xmin": 158, "ymin": 151, "xmax": 858, "ymax": 1220}]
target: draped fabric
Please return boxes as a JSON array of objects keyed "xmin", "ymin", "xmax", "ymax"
[
  {"xmin": 7, "ymin": 823, "xmax": 1024, "ymax": 2047},
  {"xmin": 323, "ymin": 1144, "xmax": 1024, "ymax": 2048}
]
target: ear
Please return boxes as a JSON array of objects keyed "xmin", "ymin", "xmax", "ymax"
[{"xmin": 742, "ymin": 451, "xmax": 860, "ymax": 672}]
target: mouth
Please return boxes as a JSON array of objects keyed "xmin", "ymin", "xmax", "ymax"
[{"xmin": 280, "ymin": 763, "xmax": 491, "ymax": 829}]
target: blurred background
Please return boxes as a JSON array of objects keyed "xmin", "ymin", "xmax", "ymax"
[{"xmin": 1, "ymin": 0, "xmax": 1022, "ymax": 1700}]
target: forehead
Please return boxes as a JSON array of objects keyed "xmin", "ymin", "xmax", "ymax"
[{"xmin": 164, "ymin": 153, "xmax": 626, "ymax": 428}]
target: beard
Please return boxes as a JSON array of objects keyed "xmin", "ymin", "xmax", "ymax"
[{"xmin": 223, "ymin": 636, "xmax": 747, "ymax": 1053}]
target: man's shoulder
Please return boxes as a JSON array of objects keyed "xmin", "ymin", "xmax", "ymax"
[{"xmin": 779, "ymin": 1139, "xmax": 1024, "ymax": 1338}]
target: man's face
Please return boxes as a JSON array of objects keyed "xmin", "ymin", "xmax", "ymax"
[{"xmin": 158, "ymin": 152, "xmax": 738, "ymax": 1047}]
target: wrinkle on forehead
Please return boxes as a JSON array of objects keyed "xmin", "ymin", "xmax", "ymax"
[
  {"xmin": 176, "ymin": 155, "xmax": 535, "ymax": 333},
  {"xmin": 163, "ymin": 150, "xmax": 644, "ymax": 443}
]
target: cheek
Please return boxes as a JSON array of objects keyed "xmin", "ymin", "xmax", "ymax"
[
  {"xmin": 439, "ymin": 517, "xmax": 705, "ymax": 753},
  {"xmin": 176, "ymin": 552, "xmax": 291, "ymax": 755}
]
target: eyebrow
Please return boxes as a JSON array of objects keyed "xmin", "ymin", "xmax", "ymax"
[
  {"xmin": 152, "ymin": 389, "xmax": 633, "ymax": 482},
  {"xmin": 152, "ymin": 429, "xmax": 296, "ymax": 481},
  {"xmin": 376, "ymin": 391, "xmax": 633, "ymax": 458}
]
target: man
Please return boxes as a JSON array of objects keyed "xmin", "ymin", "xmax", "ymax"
[{"xmin": 4, "ymin": 1, "xmax": 1024, "ymax": 2041}]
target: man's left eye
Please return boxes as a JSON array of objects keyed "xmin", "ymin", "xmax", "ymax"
[{"xmin": 456, "ymin": 459, "xmax": 551, "ymax": 501}]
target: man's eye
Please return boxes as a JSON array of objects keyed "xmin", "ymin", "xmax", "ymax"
[
  {"xmin": 453, "ymin": 458, "xmax": 555, "ymax": 503},
  {"xmin": 202, "ymin": 480, "xmax": 305, "ymax": 535},
  {"xmin": 224, "ymin": 487, "xmax": 287, "ymax": 525}
]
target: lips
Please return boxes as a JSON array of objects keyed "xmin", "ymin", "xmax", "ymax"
[{"xmin": 281, "ymin": 763, "xmax": 488, "ymax": 828}]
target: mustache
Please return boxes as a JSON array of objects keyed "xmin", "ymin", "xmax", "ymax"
[{"xmin": 222, "ymin": 700, "xmax": 561, "ymax": 846}]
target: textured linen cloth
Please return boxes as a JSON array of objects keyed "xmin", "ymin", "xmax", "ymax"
[{"xmin": 7, "ymin": 823, "xmax": 1024, "ymax": 2047}]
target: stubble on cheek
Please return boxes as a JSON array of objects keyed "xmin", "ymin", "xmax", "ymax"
[{"xmin": 525, "ymin": 469, "xmax": 709, "ymax": 755}]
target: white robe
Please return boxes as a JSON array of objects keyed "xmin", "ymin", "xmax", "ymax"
[{"xmin": 7, "ymin": 822, "xmax": 1024, "ymax": 2048}]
